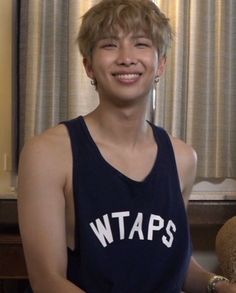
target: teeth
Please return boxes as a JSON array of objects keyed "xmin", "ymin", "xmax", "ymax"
[{"xmin": 115, "ymin": 74, "xmax": 140, "ymax": 80}]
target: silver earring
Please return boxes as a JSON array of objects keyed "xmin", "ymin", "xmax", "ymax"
[
  {"xmin": 90, "ymin": 79, "xmax": 96, "ymax": 86},
  {"xmin": 154, "ymin": 76, "xmax": 160, "ymax": 83}
]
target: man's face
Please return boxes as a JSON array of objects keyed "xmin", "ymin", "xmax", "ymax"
[{"xmin": 83, "ymin": 30, "xmax": 165, "ymax": 107}]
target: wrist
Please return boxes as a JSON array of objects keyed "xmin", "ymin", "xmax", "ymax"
[
  {"xmin": 214, "ymin": 279, "xmax": 231, "ymax": 292},
  {"xmin": 207, "ymin": 275, "xmax": 230, "ymax": 293}
]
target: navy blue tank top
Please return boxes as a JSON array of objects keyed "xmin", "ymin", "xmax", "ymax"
[{"xmin": 63, "ymin": 116, "xmax": 192, "ymax": 293}]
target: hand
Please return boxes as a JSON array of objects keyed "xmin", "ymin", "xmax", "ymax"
[{"xmin": 215, "ymin": 281, "xmax": 236, "ymax": 292}]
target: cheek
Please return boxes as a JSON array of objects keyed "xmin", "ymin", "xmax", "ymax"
[
  {"xmin": 145, "ymin": 53, "xmax": 159, "ymax": 72},
  {"xmin": 148, "ymin": 60, "xmax": 159, "ymax": 75},
  {"xmin": 91, "ymin": 54, "xmax": 112, "ymax": 74}
]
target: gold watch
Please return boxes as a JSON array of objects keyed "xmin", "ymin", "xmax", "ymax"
[{"xmin": 207, "ymin": 275, "xmax": 230, "ymax": 293}]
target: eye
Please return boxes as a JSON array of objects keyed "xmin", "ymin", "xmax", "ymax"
[
  {"xmin": 136, "ymin": 42, "xmax": 150, "ymax": 48},
  {"xmin": 135, "ymin": 38, "xmax": 152, "ymax": 48},
  {"xmin": 102, "ymin": 43, "xmax": 117, "ymax": 48},
  {"xmin": 98, "ymin": 39, "xmax": 117, "ymax": 49}
]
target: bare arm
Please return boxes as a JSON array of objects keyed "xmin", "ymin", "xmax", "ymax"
[
  {"xmin": 184, "ymin": 258, "xmax": 236, "ymax": 293},
  {"xmin": 172, "ymin": 137, "xmax": 236, "ymax": 293},
  {"xmin": 18, "ymin": 129, "xmax": 85, "ymax": 293}
]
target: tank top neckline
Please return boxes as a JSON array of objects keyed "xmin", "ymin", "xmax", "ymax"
[{"xmin": 78, "ymin": 116, "xmax": 162, "ymax": 185}]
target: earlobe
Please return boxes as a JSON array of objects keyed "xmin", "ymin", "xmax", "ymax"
[{"xmin": 83, "ymin": 57, "xmax": 94, "ymax": 79}]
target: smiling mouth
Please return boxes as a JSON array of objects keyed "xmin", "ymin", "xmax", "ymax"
[{"xmin": 112, "ymin": 73, "xmax": 142, "ymax": 82}]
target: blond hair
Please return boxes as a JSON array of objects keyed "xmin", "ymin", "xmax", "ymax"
[{"xmin": 78, "ymin": 0, "xmax": 173, "ymax": 59}]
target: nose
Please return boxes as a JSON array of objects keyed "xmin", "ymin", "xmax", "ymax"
[{"xmin": 116, "ymin": 46, "xmax": 138, "ymax": 66}]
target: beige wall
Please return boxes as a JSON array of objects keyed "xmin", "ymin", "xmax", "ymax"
[{"xmin": 0, "ymin": 0, "xmax": 13, "ymax": 194}]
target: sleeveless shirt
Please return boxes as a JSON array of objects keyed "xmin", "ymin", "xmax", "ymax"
[{"xmin": 62, "ymin": 116, "xmax": 192, "ymax": 293}]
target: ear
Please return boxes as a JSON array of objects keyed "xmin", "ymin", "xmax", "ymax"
[
  {"xmin": 83, "ymin": 57, "xmax": 95, "ymax": 79},
  {"xmin": 156, "ymin": 56, "xmax": 167, "ymax": 77}
]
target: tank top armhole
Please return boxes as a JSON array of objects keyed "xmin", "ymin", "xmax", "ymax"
[
  {"xmin": 59, "ymin": 117, "xmax": 81, "ymax": 252},
  {"xmin": 151, "ymin": 124, "xmax": 193, "ymax": 268},
  {"xmin": 149, "ymin": 123, "xmax": 183, "ymax": 199}
]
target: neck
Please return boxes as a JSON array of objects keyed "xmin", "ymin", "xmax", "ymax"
[{"xmin": 84, "ymin": 104, "xmax": 151, "ymax": 148}]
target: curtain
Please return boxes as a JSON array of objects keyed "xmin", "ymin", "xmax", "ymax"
[
  {"xmin": 19, "ymin": 0, "xmax": 236, "ymax": 178},
  {"xmin": 155, "ymin": 0, "xmax": 236, "ymax": 178},
  {"xmin": 19, "ymin": 0, "xmax": 99, "ymax": 149}
]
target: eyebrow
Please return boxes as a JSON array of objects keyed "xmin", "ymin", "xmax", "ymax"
[
  {"xmin": 131, "ymin": 36, "xmax": 152, "ymax": 42},
  {"xmin": 131, "ymin": 34, "xmax": 150, "ymax": 38},
  {"xmin": 98, "ymin": 36, "xmax": 118, "ymax": 40},
  {"xmin": 98, "ymin": 35, "xmax": 151, "ymax": 41}
]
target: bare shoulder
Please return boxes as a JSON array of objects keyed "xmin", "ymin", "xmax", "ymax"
[
  {"xmin": 18, "ymin": 124, "xmax": 71, "ymax": 192},
  {"xmin": 20, "ymin": 124, "xmax": 70, "ymax": 164},
  {"xmin": 21, "ymin": 124, "xmax": 69, "ymax": 156},
  {"xmin": 169, "ymin": 136, "xmax": 197, "ymax": 205},
  {"xmin": 170, "ymin": 136, "xmax": 197, "ymax": 167}
]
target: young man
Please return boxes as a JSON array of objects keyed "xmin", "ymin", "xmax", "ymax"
[{"xmin": 18, "ymin": 0, "xmax": 236, "ymax": 292}]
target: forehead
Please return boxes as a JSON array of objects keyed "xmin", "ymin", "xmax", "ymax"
[
  {"xmin": 97, "ymin": 26, "xmax": 152, "ymax": 41},
  {"xmin": 102, "ymin": 31, "xmax": 150, "ymax": 39}
]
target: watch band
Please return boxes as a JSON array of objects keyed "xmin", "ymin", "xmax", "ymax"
[{"xmin": 207, "ymin": 275, "xmax": 230, "ymax": 293}]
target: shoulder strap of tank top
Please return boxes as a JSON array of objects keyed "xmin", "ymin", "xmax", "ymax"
[
  {"xmin": 60, "ymin": 116, "xmax": 84, "ymax": 250},
  {"xmin": 60, "ymin": 116, "xmax": 82, "ymax": 176},
  {"xmin": 148, "ymin": 122, "xmax": 181, "ymax": 179}
]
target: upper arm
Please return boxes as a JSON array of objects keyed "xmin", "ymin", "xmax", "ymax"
[
  {"xmin": 181, "ymin": 146, "xmax": 197, "ymax": 206},
  {"xmin": 171, "ymin": 137, "xmax": 198, "ymax": 208},
  {"xmin": 17, "ymin": 132, "xmax": 68, "ymax": 287}
]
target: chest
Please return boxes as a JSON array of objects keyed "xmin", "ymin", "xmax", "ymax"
[{"xmin": 96, "ymin": 141, "xmax": 158, "ymax": 182}]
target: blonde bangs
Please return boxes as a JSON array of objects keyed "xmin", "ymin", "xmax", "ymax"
[{"xmin": 78, "ymin": 0, "xmax": 172, "ymax": 59}]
